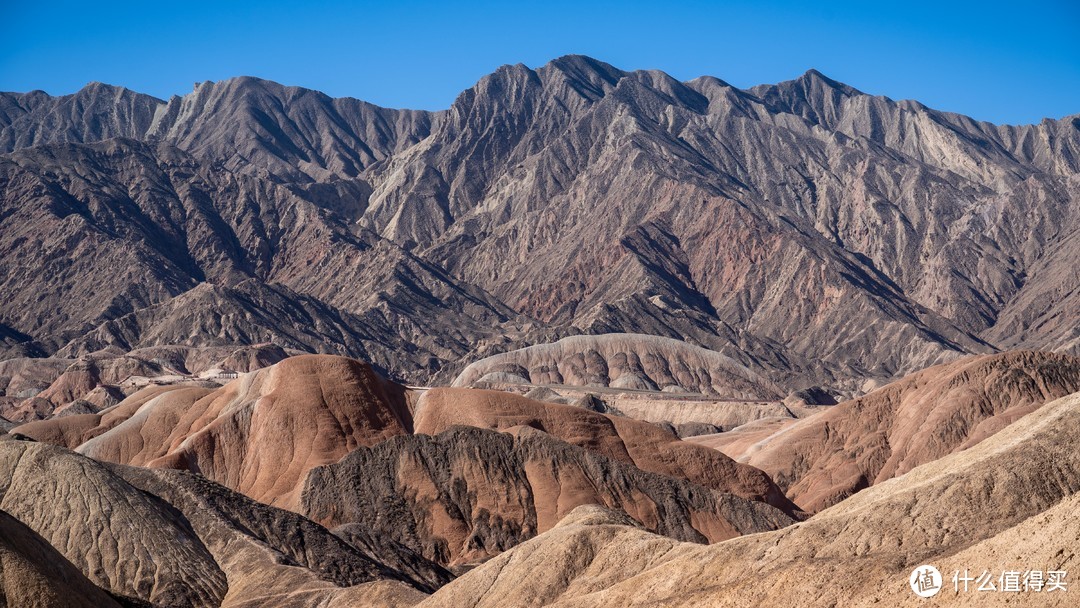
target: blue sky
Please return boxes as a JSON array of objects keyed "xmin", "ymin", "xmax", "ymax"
[{"xmin": 1, "ymin": 0, "xmax": 1077, "ymax": 125}]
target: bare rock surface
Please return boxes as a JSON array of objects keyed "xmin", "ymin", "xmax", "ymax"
[
  {"xmin": 414, "ymin": 387, "xmax": 797, "ymax": 513},
  {"xmin": 123, "ymin": 343, "xmax": 292, "ymax": 375},
  {"xmin": 0, "ymin": 137, "xmax": 522, "ymax": 386},
  {"xmin": 0, "ymin": 439, "xmax": 445, "ymax": 607},
  {"xmin": 499, "ymin": 381, "xmax": 809, "ymax": 428},
  {"xmin": 0, "ymin": 357, "xmax": 72, "ymax": 398},
  {"xmin": 603, "ymin": 394, "xmax": 798, "ymax": 428},
  {"xmin": 0, "ymin": 440, "xmax": 228, "ymax": 607},
  {"xmin": 113, "ymin": 464, "xmax": 452, "ymax": 596},
  {"xmin": 80, "ymin": 354, "xmax": 413, "ymax": 510},
  {"xmin": 417, "ymin": 388, "xmax": 1080, "ymax": 607},
  {"xmin": 687, "ymin": 416, "xmax": 807, "ymax": 460},
  {"xmin": 301, "ymin": 424, "xmax": 795, "ymax": 568},
  {"xmin": 739, "ymin": 350, "xmax": 1080, "ymax": 511},
  {"xmin": 3, "ymin": 58, "xmax": 1078, "ymax": 390},
  {"xmin": 0, "ymin": 347, "xmax": 287, "ymax": 422},
  {"xmin": 11, "ymin": 384, "xmax": 213, "ymax": 450}
]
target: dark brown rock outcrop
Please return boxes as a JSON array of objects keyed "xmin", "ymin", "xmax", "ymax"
[
  {"xmin": 301, "ymin": 425, "xmax": 795, "ymax": 568},
  {"xmin": 415, "ymin": 387, "xmax": 797, "ymax": 514}
]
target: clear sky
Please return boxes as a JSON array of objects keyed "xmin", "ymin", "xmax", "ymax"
[{"xmin": 1, "ymin": 0, "xmax": 1077, "ymax": 125}]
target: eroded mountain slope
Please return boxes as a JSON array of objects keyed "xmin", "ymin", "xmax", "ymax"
[{"xmin": 3, "ymin": 58, "xmax": 1078, "ymax": 389}]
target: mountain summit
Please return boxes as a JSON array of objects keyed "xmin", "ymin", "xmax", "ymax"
[{"xmin": 1, "ymin": 56, "xmax": 1077, "ymax": 390}]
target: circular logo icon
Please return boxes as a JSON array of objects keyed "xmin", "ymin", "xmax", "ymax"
[{"xmin": 909, "ymin": 565, "xmax": 943, "ymax": 598}]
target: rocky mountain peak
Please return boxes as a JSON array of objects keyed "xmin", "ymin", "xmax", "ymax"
[{"xmin": 1, "ymin": 56, "xmax": 1077, "ymax": 389}]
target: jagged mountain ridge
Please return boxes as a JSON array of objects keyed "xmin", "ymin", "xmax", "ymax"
[{"xmin": 2, "ymin": 56, "xmax": 1077, "ymax": 388}]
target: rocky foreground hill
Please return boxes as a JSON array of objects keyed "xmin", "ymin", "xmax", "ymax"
[
  {"xmin": 2, "ymin": 56, "xmax": 1078, "ymax": 392},
  {"xmin": 1, "ymin": 351, "xmax": 1078, "ymax": 606},
  {"xmin": 420, "ymin": 389, "xmax": 1080, "ymax": 607}
]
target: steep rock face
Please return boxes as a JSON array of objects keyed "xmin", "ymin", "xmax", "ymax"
[
  {"xmin": 301, "ymin": 425, "xmax": 795, "ymax": 568},
  {"xmin": 0, "ymin": 83, "xmax": 164, "ymax": 152},
  {"xmin": 453, "ymin": 333, "xmax": 782, "ymax": 398},
  {"xmin": 147, "ymin": 76, "xmax": 434, "ymax": 182},
  {"xmin": 414, "ymin": 387, "xmax": 796, "ymax": 513},
  {"xmin": 417, "ymin": 389, "xmax": 1080, "ymax": 607},
  {"xmin": 740, "ymin": 350, "xmax": 1080, "ymax": 511},
  {"xmin": 0, "ymin": 508, "xmax": 121, "ymax": 608},
  {"xmin": 362, "ymin": 56, "xmax": 1079, "ymax": 380},
  {"xmin": 0, "ymin": 77, "xmax": 433, "ymax": 182}
]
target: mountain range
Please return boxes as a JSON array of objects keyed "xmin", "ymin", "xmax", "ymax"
[{"xmin": 2, "ymin": 55, "xmax": 1078, "ymax": 394}]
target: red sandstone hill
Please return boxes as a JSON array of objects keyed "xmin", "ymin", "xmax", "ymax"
[
  {"xmin": 14, "ymin": 354, "xmax": 801, "ymax": 571},
  {"xmin": 710, "ymin": 350, "xmax": 1080, "ymax": 511},
  {"xmin": 15, "ymin": 355, "xmax": 412, "ymax": 510}
]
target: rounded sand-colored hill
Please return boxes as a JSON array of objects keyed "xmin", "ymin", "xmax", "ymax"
[
  {"xmin": 415, "ymin": 387, "xmax": 797, "ymax": 514},
  {"xmin": 12, "ymin": 384, "xmax": 213, "ymax": 450},
  {"xmin": 0, "ymin": 439, "xmax": 227, "ymax": 606},
  {"xmin": 14, "ymin": 354, "xmax": 414, "ymax": 511},
  {"xmin": 414, "ymin": 388, "xmax": 1080, "ymax": 607},
  {"xmin": 0, "ymin": 439, "xmax": 445, "ymax": 607},
  {"xmin": 729, "ymin": 350, "xmax": 1080, "ymax": 512},
  {"xmin": 0, "ymin": 508, "xmax": 121, "ymax": 608},
  {"xmin": 452, "ymin": 333, "xmax": 782, "ymax": 399}
]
